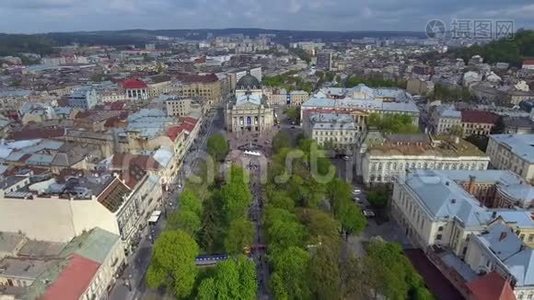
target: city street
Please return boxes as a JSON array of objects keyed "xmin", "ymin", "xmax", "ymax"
[{"xmin": 107, "ymin": 103, "xmax": 225, "ymax": 300}]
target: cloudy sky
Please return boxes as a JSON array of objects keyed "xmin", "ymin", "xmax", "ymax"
[{"xmin": 1, "ymin": 0, "xmax": 533, "ymax": 33}]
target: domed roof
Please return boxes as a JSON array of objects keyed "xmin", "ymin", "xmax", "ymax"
[{"xmin": 236, "ymin": 73, "xmax": 261, "ymax": 90}]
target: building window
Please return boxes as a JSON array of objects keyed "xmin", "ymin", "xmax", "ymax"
[
  {"xmin": 438, "ymin": 226, "xmax": 444, "ymax": 232},
  {"xmin": 436, "ymin": 234, "xmax": 442, "ymax": 240}
]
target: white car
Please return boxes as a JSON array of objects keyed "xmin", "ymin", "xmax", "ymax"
[
  {"xmin": 342, "ymin": 156, "xmax": 350, "ymax": 161},
  {"xmin": 362, "ymin": 209, "xmax": 375, "ymax": 218},
  {"xmin": 352, "ymin": 188, "xmax": 361, "ymax": 194}
]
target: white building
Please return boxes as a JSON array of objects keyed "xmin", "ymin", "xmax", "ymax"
[
  {"xmin": 304, "ymin": 112, "xmax": 359, "ymax": 153},
  {"xmin": 430, "ymin": 105, "xmax": 462, "ymax": 135},
  {"xmin": 391, "ymin": 170, "xmax": 492, "ymax": 257},
  {"xmin": 360, "ymin": 132, "xmax": 489, "ymax": 185},
  {"xmin": 464, "ymin": 222, "xmax": 534, "ymax": 299},
  {"xmin": 0, "ymin": 227, "xmax": 125, "ymax": 300},
  {"xmin": 0, "ymin": 173, "xmax": 162, "ymax": 252},
  {"xmin": 486, "ymin": 134, "xmax": 534, "ymax": 183},
  {"xmin": 68, "ymin": 86, "xmax": 99, "ymax": 110},
  {"xmin": 301, "ymin": 85, "xmax": 420, "ymax": 128}
]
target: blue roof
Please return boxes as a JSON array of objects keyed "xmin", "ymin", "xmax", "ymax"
[
  {"xmin": 478, "ymin": 223, "xmax": 522, "ymax": 261},
  {"xmin": 491, "ymin": 210, "xmax": 534, "ymax": 228},
  {"xmin": 404, "ymin": 170, "xmax": 491, "ymax": 227},
  {"xmin": 490, "ymin": 134, "xmax": 534, "ymax": 163},
  {"xmin": 435, "ymin": 170, "xmax": 523, "ymax": 185},
  {"xmin": 505, "ymin": 248, "xmax": 534, "ymax": 286}
]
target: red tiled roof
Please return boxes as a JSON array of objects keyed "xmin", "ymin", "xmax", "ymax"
[
  {"xmin": 166, "ymin": 125, "xmax": 185, "ymax": 142},
  {"xmin": 523, "ymin": 59, "xmax": 534, "ymax": 65},
  {"xmin": 466, "ymin": 271, "xmax": 516, "ymax": 300},
  {"xmin": 461, "ymin": 110, "xmax": 499, "ymax": 124},
  {"xmin": 181, "ymin": 116, "xmax": 199, "ymax": 125},
  {"xmin": 112, "ymin": 153, "xmax": 161, "ymax": 172},
  {"xmin": 121, "ymin": 78, "xmax": 147, "ymax": 89},
  {"xmin": 42, "ymin": 254, "xmax": 100, "ymax": 300}
]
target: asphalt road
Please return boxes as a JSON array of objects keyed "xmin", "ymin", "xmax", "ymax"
[{"xmin": 107, "ymin": 104, "xmax": 224, "ymax": 300}]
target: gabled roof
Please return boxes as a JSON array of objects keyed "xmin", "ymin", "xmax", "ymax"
[
  {"xmin": 467, "ymin": 271, "xmax": 516, "ymax": 300},
  {"xmin": 461, "ymin": 110, "xmax": 499, "ymax": 124},
  {"xmin": 41, "ymin": 254, "xmax": 100, "ymax": 300},
  {"xmin": 478, "ymin": 223, "xmax": 522, "ymax": 261},
  {"xmin": 504, "ymin": 248, "xmax": 534, "ymax": 286},
  {"xmin": 166, "ymin": 125, "xmax": 185, "ymax": 142},
  {"xmin": 404, "ymin": 170, "xmax": 491, "ymax": 227},
  {"xmin": 121, "ymin": 78, "xmax": 147, "ymax": 89}
]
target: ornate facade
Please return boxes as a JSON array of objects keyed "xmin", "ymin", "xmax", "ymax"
[{"xmin": 225, "ymin": 73, "xmax": 274, "ymax": 133}]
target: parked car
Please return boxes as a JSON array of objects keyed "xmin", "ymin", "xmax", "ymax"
[
  {"xmin": 352, "ymin": 188, "xmax": 361, "ymax": 194},
  {"xmin": 342, "ymin": 155, "xmax": 350, "ymax": 161},
  {"xmin": 362, "ymin": 209, "xmax": 375, "ymax": 218}
]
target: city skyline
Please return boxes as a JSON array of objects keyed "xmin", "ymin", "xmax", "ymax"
[{"xmin": 1, "ymin": 0, "xmax": 533, "ymax": 34}]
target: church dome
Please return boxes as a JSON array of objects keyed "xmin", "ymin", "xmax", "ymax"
[{"xmin": 236, "ymin": 73, "xmax": 261, "ymax": 90}]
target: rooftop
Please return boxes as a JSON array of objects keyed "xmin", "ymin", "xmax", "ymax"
[
  {"xmin": 121, "ymin": 78, "xmax": 147, "ymax": 89},
  {"xmin": 461, "ymin": 110, "xmax": 499, "ymax": 124},
  {"xmin": 466, "ymin": 271, "xmax": 516, "ymax": 300},
  {"xmin": 41, "ymin": 254, "xmax": 100, "ymax": 300},
  {"xmin": 490, "ymin": 134, "xmax": 534, "ymax": 163},
  {"xmin": 403, "ymin": 170, "xmax": 491, "ymax": 227},
  {"xmin": 367, "ymin": 134, "xmax": 487, "ymax": 157}
]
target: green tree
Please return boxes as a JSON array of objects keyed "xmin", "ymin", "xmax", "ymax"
[
  {"xmin": 266, "ymin": 189, "xmax": 295, "ymax": 211},
  {"xmin": 367, "ymin": 188, "xmax": 389, "ymax": 209},
  {"xmin": 366, "ymin": 113, "xmax": 419, "ymax": 134},
  {"xmin": 285, "ymin": 106, "xmax": 300, "ymax": 124},
  {"xmin": 224, "ymin": 218, "xmax": 255, "ymax": 255},
  {"xmin": 207, "ymin": 133, "xmax": 229, "ymax": 161},
  {"xmin": 308, "ymin": 242, "xmax": 342, "ymax": 300},
  {"xmin": 272, "ymin": 131, "xmax": 292, "ymax": 154},
  {"xmin": 339, "ymin": 202, "xmax": 367, "ymax": 235},
  {"xmin": 197, "ymin": 255, "xmax": 257, "ymax": 300},
  {"xmin": 179, "ymin": 189, "xmax": 203, "ymax": 217},
  {"xmin": 265, "ymin": 207, "xmax": 307, "ymax": 251},
  {"xmin": 269, "ymin": 246, "xmax": 312, "ymax": 300},
  {"xmin": 166, "ymin": 210, "xmax": 201, "ymax": 236},
  {"xmin": 448, "ymin": 125, "xmax": 464, "ymax": 137},
  {"xmin": 198, "ymin": 191, "xmax": 225, "ymax": 252},
  {"xmin": 364, "ymin": 240, "xmax": 434, "ymax": 300},
  {"xmin": 465, "ymin": 134, "xmax": 489, "ymax": 152},
  {"xmin": 146, "ymin": 230, "xmax": 199, "ymax": 298},
  {"xmin": 220, "ymin": 165, "xmax": 252, "ymax": 223}
]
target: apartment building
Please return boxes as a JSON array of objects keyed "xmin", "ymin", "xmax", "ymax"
[
  {"xmin": 430, "ymin": 105, "xmax": 462, "ymax": 135},
  {"xmin": 486, "ymin": 134, "xmax": 534, "ymax": 183},
  {"xmin": 392, "ymin": 170, "xmax": 534, "ymax": 256},
  {"xmin": 301, "ymin": 85, "xmax": 420, "ymax": 127},
  {"xmin": 68, "ymin": 86, "xmax": 99, "ymax": 110},
  {"xmin": 464, "ymin": 222, "xmax": 534, "ymax": 299},
  {"xmin": 461, "ymin": 110, "xmax": 499, "ymax": 136},
  {"xmin": 360, "ymin": 132, "xmax": 489, "ymax": 185},
  {"xmin": 304, "ymin": 112, "xmax": 359, "ymax": 153},
  {"xmin": 0, "ymin": 171, "xmax": 162, "ymax": 252},
  {"xmin": 174, "ymin": 74, "xmax": 221, "ymax": 106},
  {"xmin": 0, "ymin": 227, "xmax": 125, "ymax": 300}
]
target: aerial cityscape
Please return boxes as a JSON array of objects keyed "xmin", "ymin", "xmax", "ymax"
[{"xmin": 0, "ymin": 1, "xmax": 534, "ymax": 300}]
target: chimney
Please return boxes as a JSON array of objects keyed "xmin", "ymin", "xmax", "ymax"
[
  {"xmin": 499, "ymin": 231, "xmax": 507, "ymax": 241},
  {"xmin": 468, "ymin": 175, "xmax": 477, "ymax": 195}
]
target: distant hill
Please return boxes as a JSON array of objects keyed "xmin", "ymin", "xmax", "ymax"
[
  {"xmin": 0, "ymin": 28, "xmax": 427, "ymax": 50},
  {"xmin": 0, "ymin": 34, "xmax": 56, "ymax": 57},
  {"xmin": 451, "ymin": 29, "xmax": 534, "ymax": 67}
]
